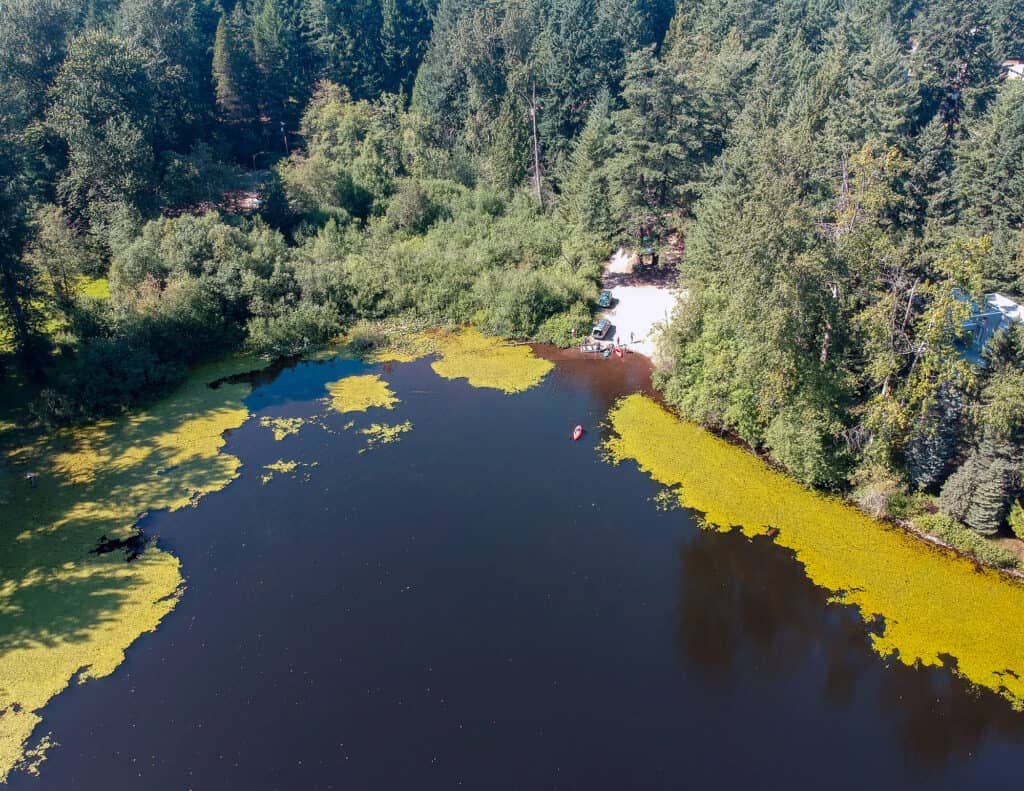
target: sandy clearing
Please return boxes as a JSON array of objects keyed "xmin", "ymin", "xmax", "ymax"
[
  {"xmin": 606, "ymin": 247, "xmax": 633, "ymax": 274},
  {"xmin": 599, "ymin": 285, "xmax": 678, "ymax": 359},
  {"xmin": 597, "ymin": 247, "xmax": 682, "ymax": 361}
]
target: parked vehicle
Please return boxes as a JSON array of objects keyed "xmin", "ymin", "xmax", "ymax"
[
  {"xmin": 598, "ymin": 290, "xmax": 613, "ymax": 308},
  {"xmin": 592, "ymin": 318, "xmax": 611, "ymax": 339}
]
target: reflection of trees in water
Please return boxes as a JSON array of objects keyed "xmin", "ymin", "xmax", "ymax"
[
  {"xmin": 876, "ymin": 657, "xmax": 1024, "ymax": 772},
  {"xmin": 676, "ymin": 528, "xmax": 829, "ymax": 683},
  {"xmin": 675, "ymin": 528, "xmax": 1024, "ymax": 772}
]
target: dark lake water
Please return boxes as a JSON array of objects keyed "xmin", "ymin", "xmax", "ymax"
[{"xmin": 14, "ymin": 350, "xmax": 1024, "ymax": 789}]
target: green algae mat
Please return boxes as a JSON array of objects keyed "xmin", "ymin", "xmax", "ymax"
[
  {"xmin": 325, "ymin": 374, "xmax": 400, "ymax": 413},
  {"xmin": 0, "ymin": 355, "xmax": 264, "ymax": 780},
  {"xmin": 604, "ymin": 393, "xmax": 1024, "ymax": 709},
  {"xmin": 346, "ymin": 327, "xmax": 554, "ymax": 393}
]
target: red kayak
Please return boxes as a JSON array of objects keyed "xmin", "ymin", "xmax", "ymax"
[{"xmin": 572, "ymin": 424, "xmax": 584, "ymax": 441}]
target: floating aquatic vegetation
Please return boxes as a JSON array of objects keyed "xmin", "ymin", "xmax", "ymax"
[
  {"xmin": 12, "ymin": 730, "xmax": 56, "ymax": 778},
  {"xmin": 260, "ymin": 459, "xmax": 318, "ymax": 485},
  {"xmin": 325, "ymin": 374, "xmax": 399, "ymax": 413},
  {"xmin": 259, "ymin": 416, "xmax": 308, "ymax": 441},
  {"xmin": 358, "ymin": 421, "xmax": 413, "ymax": 453},
  {"xmin": 429, "ymin": 329, "xmax": 553, "ymax": 394},
  {"xmin": 604, "ymin": 394, "xmax": 1024, "ymax": 709},
  {"xmin": 650, "ymin": 487, "xmax": 682, "ymax": 512},
  {"xmin": 0, "ymin": 354, "xmax": 264, "ymax": 780},
  {"xmin": 325, "ymin": 324, "xmax": 553, "ymax": 391},
  {"xmin": 261, "ymin": 459, "xmax": 298, "ymax": 484}
]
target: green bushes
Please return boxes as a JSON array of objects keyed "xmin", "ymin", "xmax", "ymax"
[
  {"xmin": 850, "ymin": 464, "xmax": 907, "ymax": 518},
  {"xmin": 535, "ymin": 302, "xmax": 594, "ymax": 347},
  {"xmin": 316, "ymin": 186, "xmax": 601, "ymax": 338},
  {"xmin": 245, "ymin": 302, "xmax": 341, "ymax": 357},
  {"xmin": 1010, "ymin": 500, "xmax": 1024, "ymax": 541},
  {"xmin": 915, "ymin": 514, "xmax": 1022, "ymax": 570},
  {"xmin": 384, "ymin": 180, "xmax": 448, "ymax": 235},
  {"xmin": 764, "ymin": 405, "xmax": 848, "ymax": 490}
]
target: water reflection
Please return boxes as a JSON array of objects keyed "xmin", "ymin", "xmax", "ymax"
[{"xmin": 675, "ymin": 527, "xmax": 1024, "ymax": 772}]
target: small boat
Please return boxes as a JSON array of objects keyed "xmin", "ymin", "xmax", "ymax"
[
  {"xmin": 572, "ymin": 424, "xmax": 584, "ymax": 442},
  {"xmin": 614, "ymin": 346, "xmax": 624, "ymax": 359}
]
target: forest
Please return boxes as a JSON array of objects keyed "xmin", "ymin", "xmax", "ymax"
[{"xmin": 2, "ymin": 0, "xmax": 1024, "ymax": 548}]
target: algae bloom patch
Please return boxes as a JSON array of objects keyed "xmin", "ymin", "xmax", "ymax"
[
  {"xmin": 0, "ymin": 354, "xmax": 263, "ymax": 781},
  {"xmin": 259, "ymin": 416, "xmax": 308, "ymax": 440},
  {"xmin": 325, "ymin": 374, "xmax": 399, "ymax": 413},
  {"xmin": 358, "ymin": 421, "xmax": 413, "ymax": 452},
  {"xmin": 429, "ymin": 328, "xmax": 553, "ymax": 394},
  {"xmin": 604, "ymin": 393, "xmax": 1024, "ymax": 710},
  {"xmin": 260, "ymin": 459, "xmax": 317, "ymax": 484}
]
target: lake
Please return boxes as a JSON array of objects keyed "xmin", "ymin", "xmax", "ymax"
[{"xmin": 10, "ymin": 347, "xmax": 1024, "ymax": 789}]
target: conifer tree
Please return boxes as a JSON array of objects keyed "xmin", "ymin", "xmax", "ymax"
[
  {"xmin": 213, "ymin": 14, "xmax": 241, "ymax": 119},
  {"xmin": 955, "ymin": 81, "xmax": 1024, "ymax": 233},
  {"xmin": 488, "ymin": 89, "xmax": 530, "ymax": 196},
  {"xmin": 212, "ymin": 8, "xmax": 257, "ymax": 124},
  {"xmin": 252, "ymin": 0, "xmax": 307, "ymax": 125},
  {"xmin": 939, "ymin": 439, "xmax": 1022, "ymax": 534},
  {"xmin": 904, "ymin": 114, "xmax": 958, "ymax": 233},
  {"xmin": 903, "ymin": 389, "xmax": 963, "ymax": 489},
  {"xmin": 845, "ymin": 21, "xmax": 920, "ymax": 149},
  {"xmin": 561, "ymin": 88, "xmax": 615, "ymax": 235},
  {"xmin": 380, "ymin": 0, "xmax": 431, "ymax": 94},
  {"xmin": 609, "ymin": 46, "xmax": 707, "ymax": 227}
]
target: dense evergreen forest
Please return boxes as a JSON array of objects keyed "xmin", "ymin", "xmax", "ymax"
[{"xmin": 3, "ymin": 0, "xmax": 1024, "ymax": 545}]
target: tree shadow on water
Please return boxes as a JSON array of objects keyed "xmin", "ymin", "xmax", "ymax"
[
  {"xmin": 0, "ymin": 559, "xmax": 142, "ymax": 654},
  {"xmin": 0, "ymin": 358, "xmax": 254, "ymax": 772},
  {"xmin": 675, "ymin": 528, "xmax": 1024, "ymax": 773}
]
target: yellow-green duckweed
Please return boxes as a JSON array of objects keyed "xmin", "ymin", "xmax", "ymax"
[
  {"xmin": 261, "ymin": 459, "xmax": 299, "ymax": 484},
  {"xmin": 358, "ymin": 421, "xmax": 413, "ymax": 453},
  {"xmin": 259, "ymin": 416, "xmax": 308, "ymax": 441},
  {"xmin": 0, "ymin": 355, "xmax": 263, "ymax": 780},
  {"xmin": 325, "ymin": 374, "xmax": 399, "ymax": 413},
  {"xmin": 429, "ymin": 329, "xmax": 552, "ymax": 394},
  {"xmin": 604, "ymin": 394, "xmax": 1024, "ymax": 709},
  {"xmin": 260, "ymin": 459, "xmax": 318, "ymax": 484}
]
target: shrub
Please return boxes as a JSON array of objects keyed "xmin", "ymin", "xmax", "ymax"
[
  {"xmin": 385, "ymin": 181, "xmax": 444, "ymax": 235},
  {"xmin": 764, "ymin": 406, "xmax": 847, "ymax": 489},
  {"xmin": 534, "ymin": 302, "xmax": 594, "ymax": 347},
  {"xmin": 916, "ymin": 514, "xmax": 1021, "ymax": 569},
  {"xmin": 33, "ymin": 338, "xmax": 188, "ymax": 424},
  {"xmin": 1010, "ymin": 500, "xmax": 1024, "ymax": 540},
  {"xmin": 245, "ymin": 301, "xmax": 342, "ymax": 357},
  {"xmin": 850, "ymin": 464, "xmax": 905, "ymax": 519}
]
